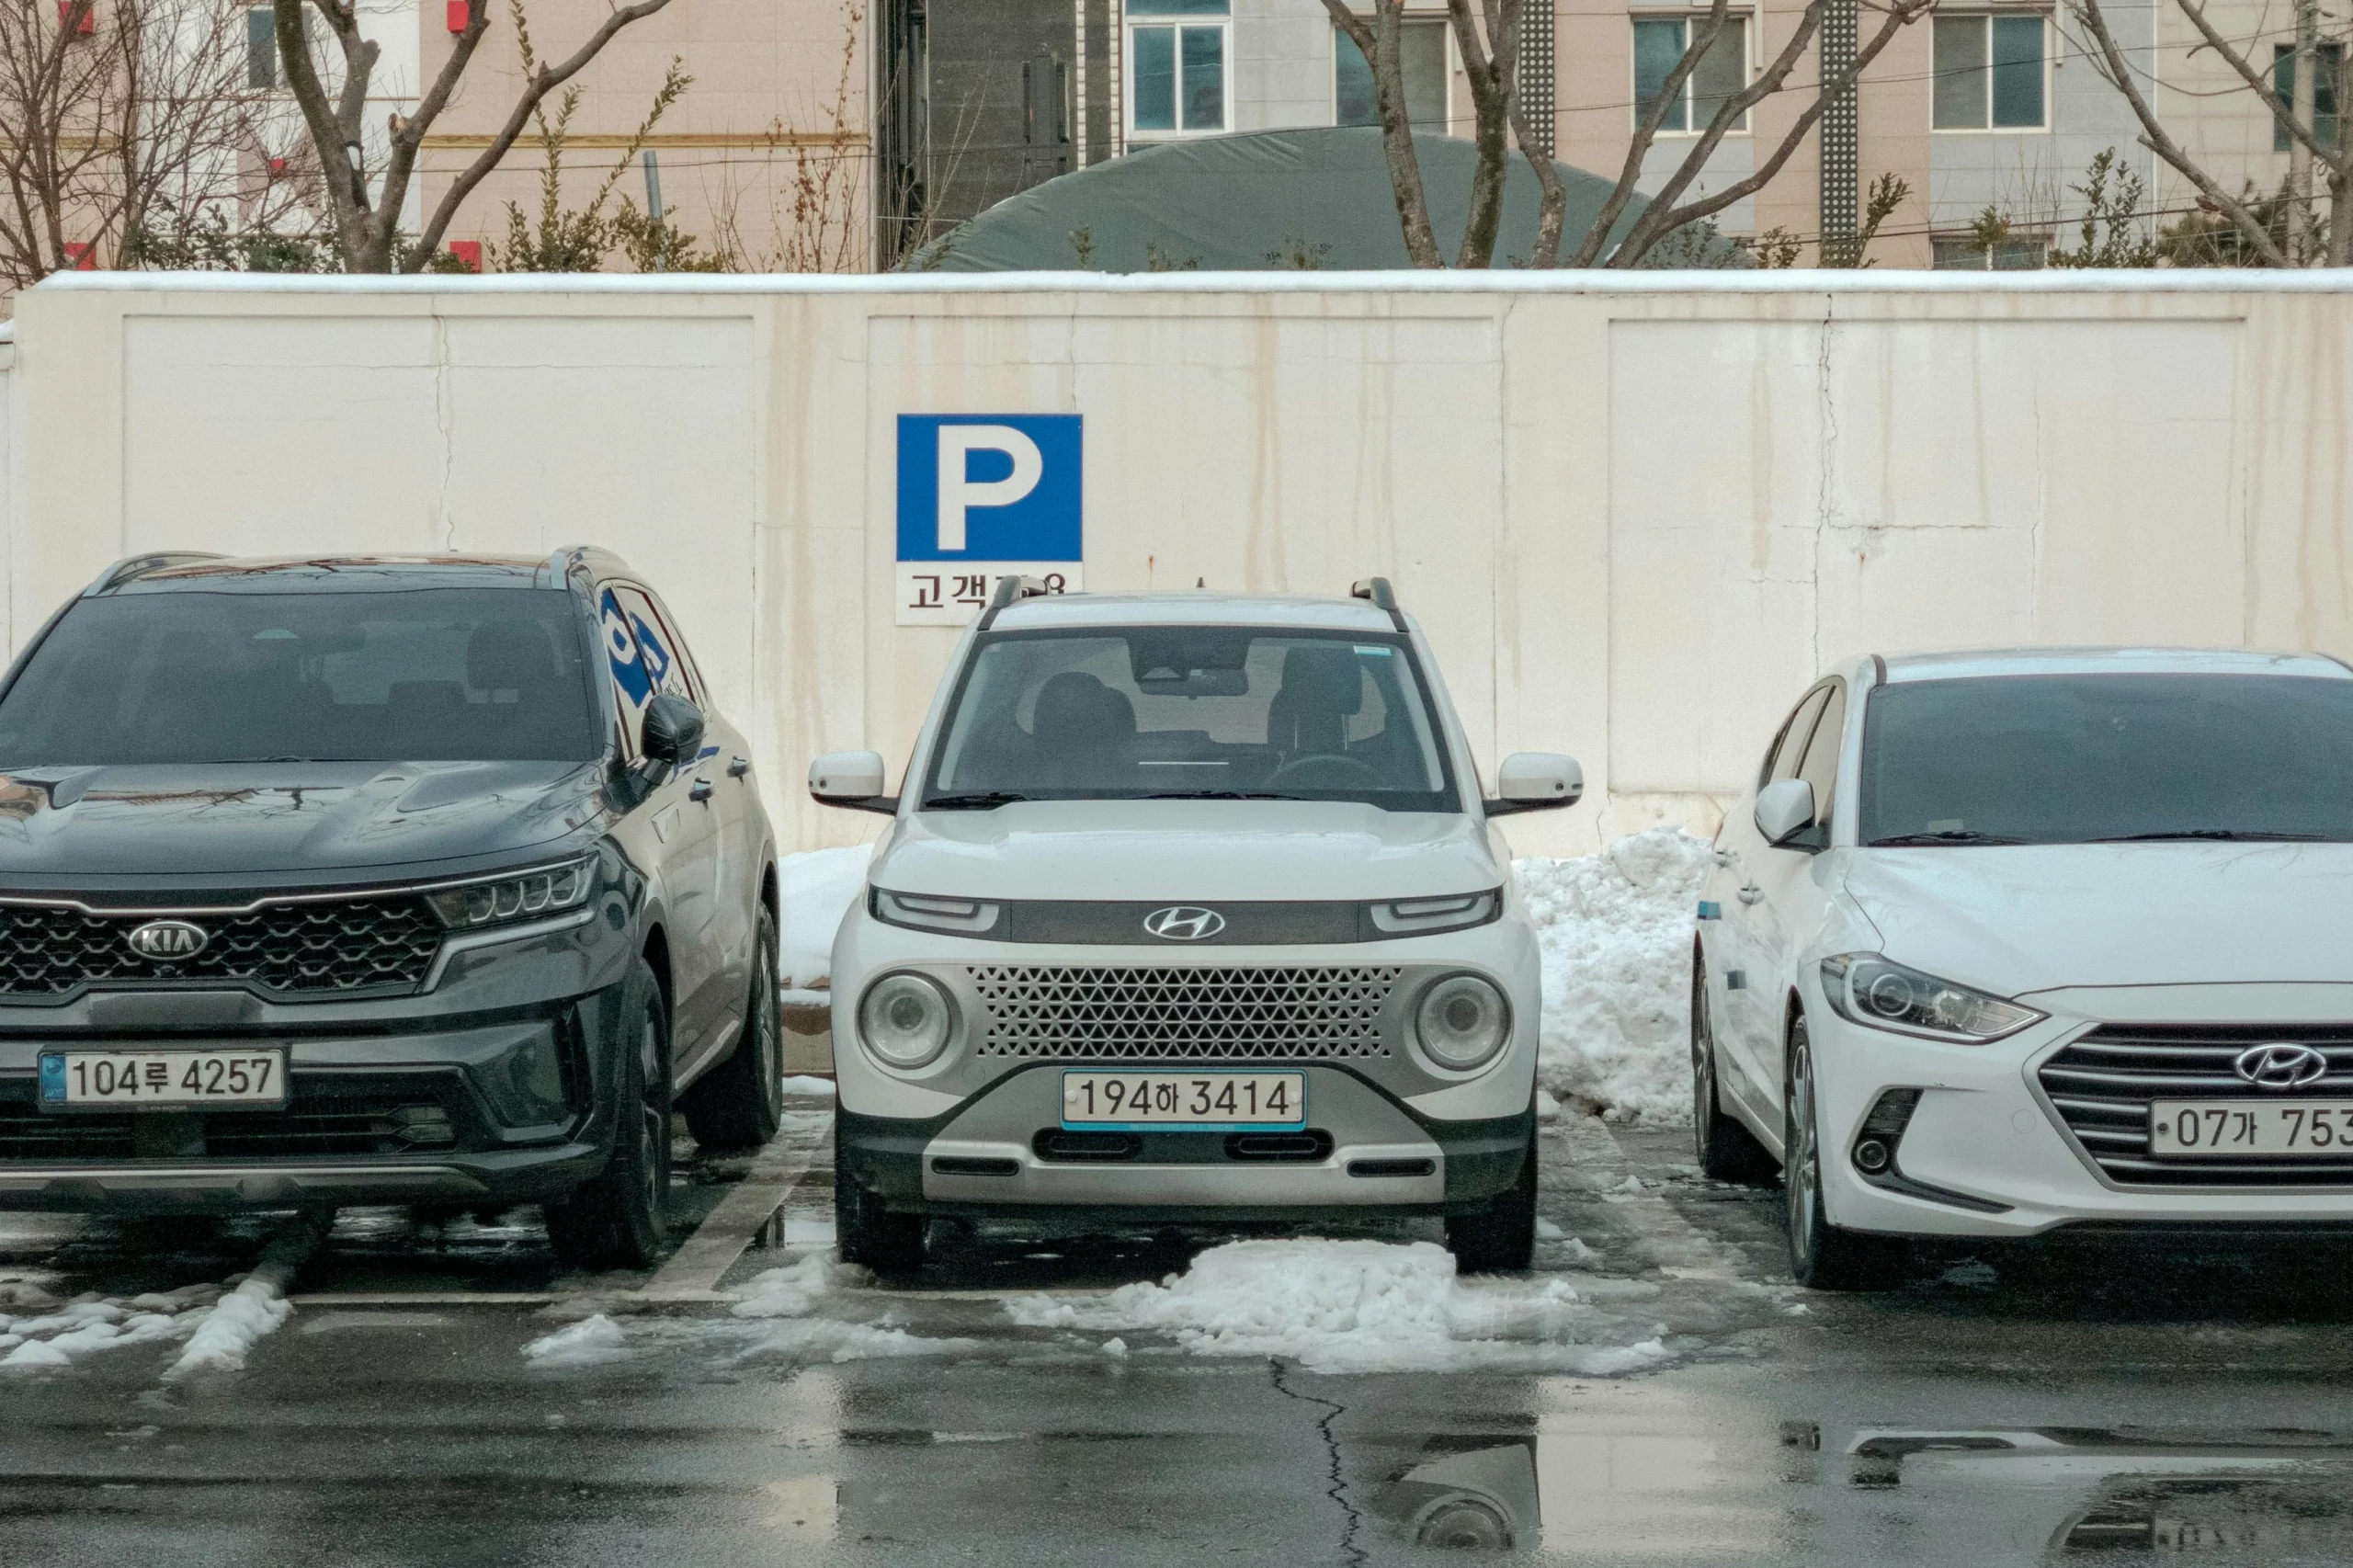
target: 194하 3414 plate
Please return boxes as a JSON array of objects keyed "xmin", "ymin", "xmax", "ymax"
[{"xmin": 1061, "ymin": 1070, "xmax": 1305, "ymax": 1131}]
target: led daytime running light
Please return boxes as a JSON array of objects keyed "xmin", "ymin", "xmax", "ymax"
[{"xmin": 425, "ymin": 856, "xmax": 596, "ymax": 930}]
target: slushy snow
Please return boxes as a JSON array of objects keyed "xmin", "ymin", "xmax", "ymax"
[
  {"xmin": 1006, "ymin": 1239, "xmax": 1672, "ymax": 1375},
  {"xmin": 0, "ymin": 1282, "xmax": 226, "ymax": 1372},
  {"xmin": 1516, "ymin": 826, "xmax": 1713, "ymax": 1125},
  {"xmin": 771, "ymin": 826, "xmax": 1711, "ymax": 1125},
  {"xmin": 778, "ymin": 845, "xmax": 873, "ymax": 989}
]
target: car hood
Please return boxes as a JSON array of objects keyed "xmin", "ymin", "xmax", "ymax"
[
  {"xmin": 1839, "ymin": 843, "xmax": 2353, "ymax": 995},
  {"xmin": 873, "ymin": 800, "xmax": 1504, "ymax": 903},
  {"xmin": 0, "ymin": 761, "xmax": 609, "ymax": 889}
]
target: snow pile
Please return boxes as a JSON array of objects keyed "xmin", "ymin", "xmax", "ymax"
[
  {"xmin": 732, "ymin": 1252, "xmax": 861, "ymax": 1319},
  {"xmin": 1516, "ymin": 827, "xmax": 1714, "ymax": 1124},
  {"xmin": 778, "ymin": 846, "xmax": 873, "ymax": 991},
  {"xmin": 779, "ymin": 1075, "xmax": 836, "ymax": 1098},
  {"xmin": 164, "ymin": 1274, "xmax": 294, "ymax": 1381},
  {"xmin": 0, "ymin": 1282, "xmax": 222, "ymax": 1371},
  {"xmin": 1006, "ymin": 1239, "xmax": 1671, "ymax": 1375},
  {"xmin": 524, "ymin": 1314, "xmax": 631, "ymax": 1367}
]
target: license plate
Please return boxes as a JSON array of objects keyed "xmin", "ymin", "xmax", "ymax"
[
  {"xmin": 2148, "ymin": 1099, "xmax": 2353, "ymax": 1158},
  {"xmin": 1061, "ymin": 1071, "xmax": 1306, "ymax": 1130},
  {"xmin": 39, "ymin": 1049, "xmax": 288, "ymax": 1109}
]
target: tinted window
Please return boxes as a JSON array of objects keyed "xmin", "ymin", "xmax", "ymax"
[
  {"xmin": 0, "ymin": 589, "xmax": 599, "ymax": 766},
  {"xmin": 1796, "ymin": 683, "xmax": 1847, "ymax": 823},
  {"xmin": 1762, "ymin": 687, "xmax": 1830, "ymax": 789},
  {"xmin": 1858, "ymin": 673, "xmax": 2353, "ymax": 846},
  {"xmin": 925, "ymin": 628, "xmax": 1457, "ymax": 811}
]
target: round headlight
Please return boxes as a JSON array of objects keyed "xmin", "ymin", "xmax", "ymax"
[
  {"xmin": 1415, "ymin": 973, "xmax": 1509, "ymax": 1072},
  {"xmin": 857, "ymin": 971, "xmax": 955, "ymax": 1070}
]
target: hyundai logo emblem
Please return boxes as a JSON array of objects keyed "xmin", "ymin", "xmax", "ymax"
[
  {"xmin": 125, "ymin": 919, "xmax": 209, "ymax": 961},
  {"xmin": 2232, "ymin": 1042, "xmax": 2329, "ymax": 1091},
  {"xmin": 1142, "ymin": 906, "xmax": 1226, "ymax": 941}
]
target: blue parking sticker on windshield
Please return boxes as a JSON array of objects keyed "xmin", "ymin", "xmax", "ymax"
[{"xmin": 600, "ymin": 590, "xmax": 654, "ymax": 708}]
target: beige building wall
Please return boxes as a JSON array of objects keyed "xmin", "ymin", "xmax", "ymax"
[{"xmin": 414, "ymin": 0, "xmax": 871, "ymax": 271}]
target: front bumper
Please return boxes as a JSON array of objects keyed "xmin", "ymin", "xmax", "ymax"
[
  {"xmin": 0, "ymin": 905, "xmax": 639, "ymax": 1214},
  {"xmin": 839, "ymin": 1063, "xmax": 1532, "ymax": 1222},
  {"xmin": 1811, "ymin": 981, "xmax": 2353, "ymax": 1239}
]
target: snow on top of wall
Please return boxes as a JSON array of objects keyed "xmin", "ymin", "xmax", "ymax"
[{"xmin": 36, "ymin": 268, "xmax": 2353, "ymax": 298}]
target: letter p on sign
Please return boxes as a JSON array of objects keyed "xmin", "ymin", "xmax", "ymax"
[
  {"xmin": 896, "ymin": 414, "xmax": 1082, "ymax": 566},
  {"xmin": 935, "ymin": 425, "xmax": 1042, "ymax": 552}
]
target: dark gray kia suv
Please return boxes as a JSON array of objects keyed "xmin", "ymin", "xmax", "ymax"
[{"xmin": 0, "ymin": 550, "xmax": 781, "ymax": 1268}]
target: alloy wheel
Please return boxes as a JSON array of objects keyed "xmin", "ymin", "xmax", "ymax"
[
  {"xmin": 1786, "ymin": 1037, "xmax": 1820, "ymax": 1272},
  {"xmin": 637, "ymin": 1010, "xmax": 668, "ymax": 1221}
]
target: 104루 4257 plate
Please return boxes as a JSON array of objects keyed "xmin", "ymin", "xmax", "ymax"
[
  {"xmin": 40, "ymin": 1049, "xmax": 289, "ymax": 1109},
  {"xmin": 1061, "ymin": 1071, "xmax": 1305, "ymax": 1130}
]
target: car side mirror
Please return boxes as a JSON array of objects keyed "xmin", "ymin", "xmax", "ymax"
[
  {"xmin": 809, "ymin": 750, "xmax": 897, "ymax": 816},
  {"xmin": 640, "ymin": 694, "xmax": 705, "ymax": 767},
  {"xmin": 1485, "ymin": 753, "xmax": 1583, "ymax": 817},
  {"xmin": 1755, "ymin": 778, "xmax": 1817, "ymax": 846}
]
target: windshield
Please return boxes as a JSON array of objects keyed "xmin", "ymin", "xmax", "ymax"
[
  {"xmin": 1858, "ymin": 673, "xmax": 2353, "ymax": 846},
  {"xmin": 923, "ymin": 627, "xmax": 1459, "ymax": 811},
  {"xmin": 0, "ymin": 588, "xmax": 601, "ymax": 766}
]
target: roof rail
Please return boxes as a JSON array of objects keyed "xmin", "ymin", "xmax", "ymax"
[
  {"xmin": 976, "ymin": 573, "xmax": 1051, "ymax": 631},
  {"xmin": 1349, "ymin": 576, "xmax": 1407, "ymax": 632},
  {"xmin": 90, "ymin": 551, "xmax": 226, "ymax": 594}
]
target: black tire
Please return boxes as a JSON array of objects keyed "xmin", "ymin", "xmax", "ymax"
[
  {"xmin": 1692, "ymin": 954, "xmax": 1778, "ymax": 1184},
  {"xmin": 680, "ymin": 910, "xmax": 785, "ymax": 1153},
  {"xmin": 1783, "ymin": 1017, "xmax": 1908, "ymax": 1291},
  {"xmin": 835, "ymin": 1157, "xmax": 926, "ymax": 1275},
  {"xmin": 545, "ymin": 957, "xmax": 674, "ymax": 1270},
  {"xmin": 1444, "ymin": 1124, "xmax": 1537, "ymax": 1273}
]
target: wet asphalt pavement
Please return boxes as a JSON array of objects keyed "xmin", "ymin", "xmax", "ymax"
[{"xmin": 10, "ymin": 1096, "xmax": 2353, "ymax": 1567}]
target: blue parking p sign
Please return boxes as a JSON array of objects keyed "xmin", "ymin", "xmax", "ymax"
[{"xmin": 894, "ymin": 414, "xmax": 1084, "ymax": 625}]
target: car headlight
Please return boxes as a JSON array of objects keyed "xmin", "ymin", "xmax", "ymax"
[
  {"xmin": 1414, "ymin": 973, "xmax": 1511, "ymax": 1071},
  {"xmin": 424, "ymin": 854, "xmax": 597, "ymax": 930},
  {"xmin": 858, "ymin": 971, "xmax": 957, "ymax": 1069},
  {"xmin": 871, "ymin": 889, "xmax": 1001, "ymax": 935},
  {"xmin": 1369, "ymin": 891, "xmax": 1501, "ymax": 936},
  {"xmin": 1818, "ymin": 953, "xmax": 2043, "ymax": 1043}
]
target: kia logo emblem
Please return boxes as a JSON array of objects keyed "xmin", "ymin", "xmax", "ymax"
[
  {"xmin": 2232, "ymin": 1042, "xmax": 2329, "ymax": 1090},
  {"xmin": 1142, "ymin": 906, "xmax": 1226, "ymax": 941},
  {"xmin": 125, "ymin": 919, "xmax": 210, "ymax": 961}
]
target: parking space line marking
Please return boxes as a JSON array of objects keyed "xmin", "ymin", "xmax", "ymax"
[
  {"xmin": 288, "ymin": 1292, "xmax": 557, "ymax": 1306},
  {"xmin": 1553, "ymin": 1113, "xmax": 1744, "ymax": 1279},
  {"xmin": 637, "ymin": 1133, "xmax": 825, "ymax": 1299}
]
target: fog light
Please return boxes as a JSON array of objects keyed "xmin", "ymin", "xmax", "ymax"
[
  {"xmin": 1853, "ymin": 1137, "xmax": 1891, "ymax": 1174},
  {"xmin": 1850, "ymin": 1088, "xmax": 1921, "ymax": 1183}
]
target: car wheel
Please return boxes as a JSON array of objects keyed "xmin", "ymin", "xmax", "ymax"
[
  {"xmin": 1691, "ymin": 955, "xmax": 1778, "ymax": 1184},
  {"xmin": 835, "ymin": 1158, "xmax": 926, "ymax": 1275},
  {"xmin": 545, "ymin": 957, "xmax": 674, "ymax": 1270},
  {"xmin": 681, "ymin": 910, "xmax": 786, "ymax": 1153},
  {"xmin": 1444, "ymin": 1123, "xmax": 1538, "ymax": 1274},
  {"xmin": 1782, "ymin": 1017, "xmax": 1907, "ymax": 1291}
]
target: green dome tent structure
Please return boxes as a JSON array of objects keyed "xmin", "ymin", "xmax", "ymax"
[{"xmin": 915, "ymin": 127, "xmax": 1745, "ymax": 271}]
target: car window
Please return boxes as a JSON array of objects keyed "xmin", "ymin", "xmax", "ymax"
[
  {"xmin": 1791, "ymin": 680, "xmax": 1847, "ymax": 844},
  {"xmin": 923, "ymin": 627, "xmax": 1458, "ymax": 812},
  {"xmin": 0, "ymin": 588, "xmax": 600, "ymax": 765},
  {"xmin": 597, "ymin": 586, "xmax": 656, "ymax": 761},
  {"xmin": 635, "ymin": 586, "xmax": 710, "ymax": 706},
  {"xmin": 608, "ymin": 586, "xmax": 697, "ymax": 706},
  {"xmin": 1762, "ymin": 687, "xmax": 1831, "ymax": 789}
]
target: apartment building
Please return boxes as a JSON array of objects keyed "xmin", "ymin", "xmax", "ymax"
[{"xmin": 880, "ymin": 0, "xmax": 2327, "ymax": 268}]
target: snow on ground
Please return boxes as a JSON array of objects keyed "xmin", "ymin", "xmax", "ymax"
[
  {"xmin": 778, "ymin": 845, "xmax": 873, "ymax": 990},
  {"xmin": 0, "ymin": 1280, "xmax": 224, "ymax": 1370},
  {"xmin": 1516, "ymin": 827, "xmax": 1713, "ymax": 1125},
  {"xmin": 779, "ymin": 1075, "xmax": 836, "ymax": 1097},
  {"xmin": 1006, "ymin": 1239, "xmax": 1674, "ymax": 1375}
]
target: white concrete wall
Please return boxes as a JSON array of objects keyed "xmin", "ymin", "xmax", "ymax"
[{"xmin": 10, "ymin": 272, "xmax": 2353, "ymax": 860}]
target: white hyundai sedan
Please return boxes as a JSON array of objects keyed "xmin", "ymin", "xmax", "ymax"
[{"xmin": 1693, "ymin": 647, "xmax": 2353, "ymax": 1288}]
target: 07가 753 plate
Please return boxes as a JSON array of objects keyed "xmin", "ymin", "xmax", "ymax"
[
  {"xmin": 2148, "ymin": 1098, "xmax": 2353, "ymax": 1158},
  {"xmin": 39, "ymin": 1049, "xmax": 289, "ymax": 1109},
  {"xmin": 1061, "ymin": 1071, "xmax": 1306, "ymax": 1131}
]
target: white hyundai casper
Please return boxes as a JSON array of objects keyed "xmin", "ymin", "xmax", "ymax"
[
  {"xmin": 1696, "ymin": 647, "xmax": 2353, "ymax": 1288},
  {"xmin": 807, "ymin": 578, "xmax": 1578, "ymax": 1273}
]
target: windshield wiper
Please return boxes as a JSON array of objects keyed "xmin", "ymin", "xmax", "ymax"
[
  {"xmin": 1867, "ymin": 830, "xmax": 2027, "ymax": 846},
  {"xmin": 921, "ymin": 791, "xmax": 1032, "ymax": 811},
  {"xmin": 1139, "ymin": 790, "xmax": 1308, "ymax": 801},
  {"xmin": 2091, "ymin": 829, "xmax": 2327, "ymax": 843}
]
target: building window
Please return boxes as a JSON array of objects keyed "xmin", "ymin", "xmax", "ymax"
[
  {"xmin": 1931, "ymin": 234, "xmax": 2047, "ymax": 268},
  {"xmin": 1129, "ymin": 0, "xmax": 1227, "ymax": 138},
  {"xmin": 245, "ymin": 6, "xmax": 277, "ymax": 91},
  {"xmin": 2272, "ymin": 43, "xmax": 2343, "ymax": 152},
  {"xmin": 1631, "ymin": 16, "xmax": 1748, "ymax": 134},
  {"xmin": 1932, "ymin": 14, "xmax": 2047, "ymax": 131},
  {"xmin": 1335, "ymin": 18, "xmax": 1449, "ymax": 130}
]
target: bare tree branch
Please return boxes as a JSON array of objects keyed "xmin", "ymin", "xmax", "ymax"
[
  {"xmin": 1447, "ymin": 0, "xmax": 1516, "ymax": 267},
  {"xmin": 2168, "ymin": 0, "xmax": 2344, "ymax": 170},
  {"xmin": 1316, "ymin": 0, "xmax": 1443, "ymax": 267},
  {"xmin": 2069, "ymin": 0, "xmax": 2290, "ymax": 266},
  {"xmin": 1610, "ymin": 0, "xmax": 1932, "ymax": 267},
  {"xmin": 1566, "ymin": 0, "xmax": 1733, "ymax": 267},
  {"xmin": 1510, "ymin": 94, "xmax": 1567, "ymax": 267}
]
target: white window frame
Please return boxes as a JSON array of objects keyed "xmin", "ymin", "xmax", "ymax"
[
  {"xmin": 1327, "ymin": 12, "xmax": 1457, "ymax": 132},
  {"xmin": 1124, "ymin": 15, "xmax": 1231, "ymax": 142},
  {"xmin": 1929, "ymin": 11, "xmax": 2053, "ymax": 134},
  {"xmin": 1928, "ymin": 232, "xmax": 2050, "ymax": 268},
  {"xmin": 1629, "ymin": 11, "xmax": 1754, "ymax": 138}
]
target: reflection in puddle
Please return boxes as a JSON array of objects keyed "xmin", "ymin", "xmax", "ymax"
[{"xmin": 1372, "ymin": 1438, "xmax": 1541, "ymax": 1551}]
